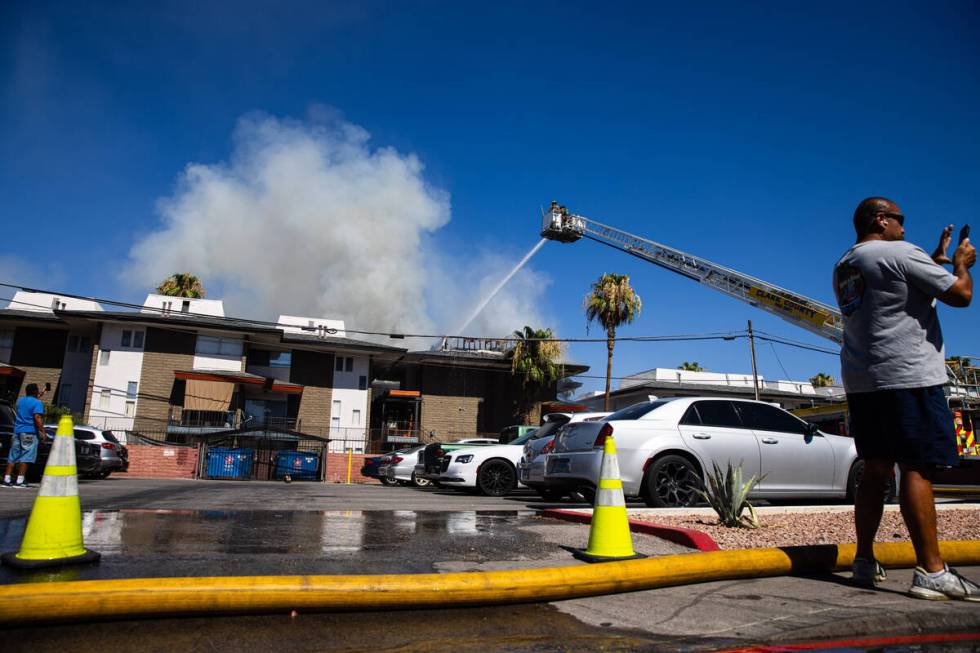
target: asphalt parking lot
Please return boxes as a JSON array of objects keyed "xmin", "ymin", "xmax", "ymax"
[{"xmin": 1, "ymin": 479, "xmax": 979, "ymax": 652}]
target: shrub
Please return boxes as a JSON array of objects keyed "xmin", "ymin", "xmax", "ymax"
[{"xmin": 694, "ymin": 461, "xmax": 765, "ymax": 529}]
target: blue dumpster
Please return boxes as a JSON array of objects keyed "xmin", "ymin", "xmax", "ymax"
[
  {"xmin": 274, "ymin": 451, "xmax": 320, "ymax": 480},
  {"xmin": 206, "ymin": 448, "xmax": 254, "ymax": 479}
]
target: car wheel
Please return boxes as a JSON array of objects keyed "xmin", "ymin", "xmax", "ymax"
[
  {"xmin": 846, "ymin": 460, "xmax": 897, "ymax": 503},
  {"xmin": 576, "ymin": 486, "xmax": 596, "ymax": 504},
  {"xmin": 645, "ymin": 454, "xmax": 701, "ymax": 508},
  {"xmin": 477, "ymin": 460, "xmax": 516, "ymax": 497},
  {"xmin": 379, "ymin": 475, "xmax": 398, "ymax": 486},
  {"xmin": 97, "ymin": 471, "xmax": 112, "ymax": 479},
  {"xmin": 411, "ymin": 472, "xmax": 432, "ymax": 488}
]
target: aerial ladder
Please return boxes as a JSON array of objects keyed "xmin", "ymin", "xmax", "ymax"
[
  {"xmin": 540, "ymin": 201, "xmax": 844, "ymax": 344},
  {"xmin": 540, "ymin": 202, "xmax": 980, "ymax": 466}
]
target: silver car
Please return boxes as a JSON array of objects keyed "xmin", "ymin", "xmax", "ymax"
[
  {"xmin": 518, "ymin": 412, "xmax": 610, "ymax": 499},
  {"xmin": 46, "ymin": 424, "xmax": 128, "ymax": 479},
  {"xmin": 379, "ymin": 445, "xmax": 429, "ymax": 487},
  {"xmin": 544, "ymin": 397, "xmax": 859, "ymax": 507}
]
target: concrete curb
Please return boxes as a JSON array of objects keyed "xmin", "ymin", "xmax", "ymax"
[{"xmin": 541, "ymin": 508, "xmax": 721, "ymax": 552}]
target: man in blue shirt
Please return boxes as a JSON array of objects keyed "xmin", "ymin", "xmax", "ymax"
[{"xmin": 4, "ymin": 383, "xmax": 48, "ymax": 488}]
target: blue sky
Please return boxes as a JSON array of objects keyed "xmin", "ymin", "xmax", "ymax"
[{"xmin": 2, "ymin": 1, "xmax": 979, "ymax": 395}]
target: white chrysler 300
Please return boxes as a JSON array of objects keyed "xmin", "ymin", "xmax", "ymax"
[{"xmin": 544, "ymin": 397, "xmax": 864, "ymax": 507}]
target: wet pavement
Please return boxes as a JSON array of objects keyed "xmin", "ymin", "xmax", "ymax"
[
  {"xmin": 0, "ymin": 508, "xmax": 690, "ymax": 583},
  {"xmin": 1, "ymin": 480, "xmax": 979, "ymax": 652}
]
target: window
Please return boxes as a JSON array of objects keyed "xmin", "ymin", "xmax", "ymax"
[
  {"xmin": 59, "ymin": 384, "xmax": 72, "ymax": 406},
  {"xmin": 335, "ymin": 357, "xmax": 344, "ymax": 372},
  {"xmin": 73, "ymin": 429, "xmax": 94, "ymax": 441},
  {"xmin": 679, "ymin": 404, "xmax": 701, "ymax": 426},
  {"xmin": 99, "ymin": 389, "xmax": 111, "ymax": 409},
  {"xmin": 269, "ymin": 351, "xmax": 291, "ymax": 368},
  {"xmin": 606, "ymin": 400, "xmax": 672, "ymax": 421},
  {"xmin": 0, "ymin": 329, "xmax": 14, "ymax": 348},
  {"xmin": 133, "ymin": 331, "xmax": 144, "ymax": 348},
  {"xmin": 352, "ymin": 409, "xmax": 361, "ymax": 426},
  {"xmin": 127, "ymin": 382, "xmax": 138, "ymax": 400},
  {"xmin": 737, "ymin": 402, "xmax": 807, "ymax": 434},
  {"xmin": 196, "ymin": 336, "xmax": 243, "ymax": 357},
  {"xmin": 691, "ymin": 401, "xmax": 743, "ymax": 428},
  {"xmin": 67, "ymin": 335, "xmax": 79, "ymax": 352},
  {"xmin": 358, "ymin": 375, "xmax": 367, "ymax": 391},
  {"xmin": 332, "ymin": 399, "xmax": 341, "ymax": 414},
  {"xmin": 121, "ymin": 330, "xmax": 132, "ymax": 347},
  {"xmin": 181, "ymin": 300, "xmax": 191, "ymax": 313},
  {"xmin": 99, "ymin": 350, "xmax": 110, "ymax": 365},
  {"xmin": 345, "ymin": 357, "xmax": 353, "ymax": 372},
  {"xmin": 162, "ymin": 301, "xmax": 173, "ymax": 314},
  {"xmin": 125, "ymin": 401, "xmax": 136, "ymax": 418}
]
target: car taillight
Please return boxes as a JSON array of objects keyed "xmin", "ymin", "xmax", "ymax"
[
  {"xmin": 594, "ymin": 423, "xmax": 613, "ymax": 448},
  {"xmin": 101, "ymin": 443, "xmax": 116, "ymax": 450},
  {"xmin": 542, "ymin": 439, "xmax": 555, "ymax": 455},
  {"xmin": 390, "ymin": 456, "xmax": 403, "ymax": 464}
]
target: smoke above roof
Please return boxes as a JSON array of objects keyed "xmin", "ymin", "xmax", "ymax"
[{"xmin": 125, "ymin": 111, "xmax": 547, "ymax": 340}]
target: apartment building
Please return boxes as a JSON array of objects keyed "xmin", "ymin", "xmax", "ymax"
[{"xmin": 1, "ymin": 292, "xmax": 588, "ymax": 454}]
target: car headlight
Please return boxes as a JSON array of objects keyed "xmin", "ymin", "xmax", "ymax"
[{"xmin": 455, "ymin": 454, "xmax": 474, "ymax": 464}]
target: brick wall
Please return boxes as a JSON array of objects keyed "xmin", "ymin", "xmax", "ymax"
[
  {"xmin": 420, "ymin": 395, "xmax": 483, "ymax": 441},
  {"xmin": 125, "ymin": 444, "xmax": 200, "ymax": 479},
  {"xmin": 134, "ymin": 328, "xmax": 196, "ymax": 430},
  {"xmin": 83, "ymin": 324, "xmax": 102, "ymax": 421},
  {"xmin": 324, "ymin": 452, "xmax": 379, "ymax": 483},
  {"xmin": 290, "ymin": 350, "xmax": 334, "ymax": 432}
]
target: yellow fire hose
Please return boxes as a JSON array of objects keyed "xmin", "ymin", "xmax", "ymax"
[{"xmin": 1, "ymin": 540, "xmax": 979, "ymax": 624}]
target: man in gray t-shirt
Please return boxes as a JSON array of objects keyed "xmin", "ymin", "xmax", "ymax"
[{"xmin": 833, "ymin": 196, "xmax": 978, "ymax": 601}]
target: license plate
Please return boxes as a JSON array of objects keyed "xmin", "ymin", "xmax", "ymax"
[{"xmin": 548, "ymin": 459, "xmax": 570, "ymax": 474}]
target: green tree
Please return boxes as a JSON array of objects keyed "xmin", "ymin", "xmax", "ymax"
[
  {"xmin": 809, "ymin": 372, "xmax": 835, "ymax": 388},
  {"xmin": 509, "ymin": 326, "xmax": 564, "ymax": 423},
  {"xmin": 156, "ymin": 273, "xmax": 206, "ymax": 298},
  {"xmin": 584, "ymin": 273, "xmax": 642, "ymax": 411},
  {"xmin": 679, "ymin": 362, "xmax": 705, "ymax": 372}
]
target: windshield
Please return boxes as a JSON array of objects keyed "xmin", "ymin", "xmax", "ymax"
[
  {"xmin": 607, "ymin": 400, "xmax": 673, "ymax": 421},
  {"xmin": 528, "ymin": 420, "xmax": 564, "ymax": 440},
  {"xmin": 103, "ymin": 431, "xmax": 120, "ymax": 443},
  {"xmin": 509, "ymin": 431, "xmax": 540, "ymax": 446}
]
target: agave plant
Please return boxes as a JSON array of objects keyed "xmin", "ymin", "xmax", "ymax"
[{"xmin": 694, "ymin": 461, "xmax": 765, "ymax": 529}]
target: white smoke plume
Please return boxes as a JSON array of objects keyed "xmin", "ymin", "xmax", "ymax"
[{"xmin": 126, "ymin": 111, "xmax": 548, "ymax": 340}]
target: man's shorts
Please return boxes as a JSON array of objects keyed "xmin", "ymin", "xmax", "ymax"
[
  {"xmin": 8, "ymin": 432, "xmax": 40, "ymax": 464},
  {"xmin": 847, "ymin": 385, "xmax": 958, "ymax": 468}
]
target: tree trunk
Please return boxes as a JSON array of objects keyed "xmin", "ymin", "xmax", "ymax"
[{"xmin": 604, "ymin": 327, "xmax": 615, "ymax": 411}]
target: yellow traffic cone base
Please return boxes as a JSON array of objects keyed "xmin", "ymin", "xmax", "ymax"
[
  {"xmin": 572, "ymin": 435, "xmax": 646, "ymax": 563},
  {"xmin": 1, "ymin": 415, "xmax": 100, "ymax": 570}
]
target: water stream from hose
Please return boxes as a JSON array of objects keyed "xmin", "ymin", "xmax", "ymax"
[{"xmin": 452, "ymin": 238, "xmax": 548, "ymax": 337}]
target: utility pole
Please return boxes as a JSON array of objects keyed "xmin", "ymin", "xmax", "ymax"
[{"xmin": 747, "ymin": 320, "xmax": 760, "ymax": 401}]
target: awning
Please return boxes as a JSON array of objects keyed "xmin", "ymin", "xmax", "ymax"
[
  {"xmin": 174, "ymin": 370, "xmax": 304, "ymax": 394},
  {"xmin": 185, "ymin": 379, "xmax": 234, "ymax": 412}
]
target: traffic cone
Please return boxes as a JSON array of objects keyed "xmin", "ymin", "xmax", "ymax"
[
  {"xmin": 572, "ymin": 435, "xmax": 645, "ymax": 563},
  {"xmin": 1, "ymin": 415, "xmax": 100, "ymax": 569}
]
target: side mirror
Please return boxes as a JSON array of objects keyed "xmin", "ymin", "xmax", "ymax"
[{"xmin": 805, "ymin": 423, "xmax": 819, "ymax": 436}]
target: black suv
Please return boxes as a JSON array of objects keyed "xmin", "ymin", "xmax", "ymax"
[{"xmin": 0, "ymin": 402, "xmax": 101, "ymax": 482}]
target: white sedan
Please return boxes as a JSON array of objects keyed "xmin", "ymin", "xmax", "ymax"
[
  {"xmin": 544, "ymin": 397, "xmax": 862, "ymax": 507},
  {"xmin": 433, "ymin": 431, "xmax": 545, "ymax": 496}
]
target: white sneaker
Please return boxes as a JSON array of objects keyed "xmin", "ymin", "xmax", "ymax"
[
  {"xmin": 909, "ymin": 565, "xmax": 980, "ymax": 602},
  {"xmin": 851, "ymin": 557, "xmax": 887, "ymax": 588}
]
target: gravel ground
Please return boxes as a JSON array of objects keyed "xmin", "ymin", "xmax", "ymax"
[{"xmin": 629, "ymin": 507, "xmax": 980, "ymax": 550}]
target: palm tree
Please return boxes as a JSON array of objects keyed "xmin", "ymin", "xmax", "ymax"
[
  {"xmin": 679, "ymin": 362, "xmax": 704, "ymax": 372},
  {"xmin": 809, "ymin": 372, "xmax": 835, "ymax": 388},
  {"xmin": 584, "ymin": 273, "xmax": 642, "ymax": 411},
  {"xmin": 509, "ymin": 326, "xmax": 564, "ymax": 423},
  {"xmin": 156, "ymin": 273, "xmax": 206, "ymax": 298}
]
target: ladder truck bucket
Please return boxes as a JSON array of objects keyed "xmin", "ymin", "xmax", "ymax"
[{"xmin": 540, "ymin": 202, "xmax": 585, "ymax": 243}]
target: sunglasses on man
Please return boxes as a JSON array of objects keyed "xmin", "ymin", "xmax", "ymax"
[{"xmin": 879, "ymin": 211, "xmax": 905, "ymax": 226}]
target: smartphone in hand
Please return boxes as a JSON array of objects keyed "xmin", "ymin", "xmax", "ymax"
[{"xmin": 959, "ymin": 224, "xmax": 970, "ymax": 244}]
